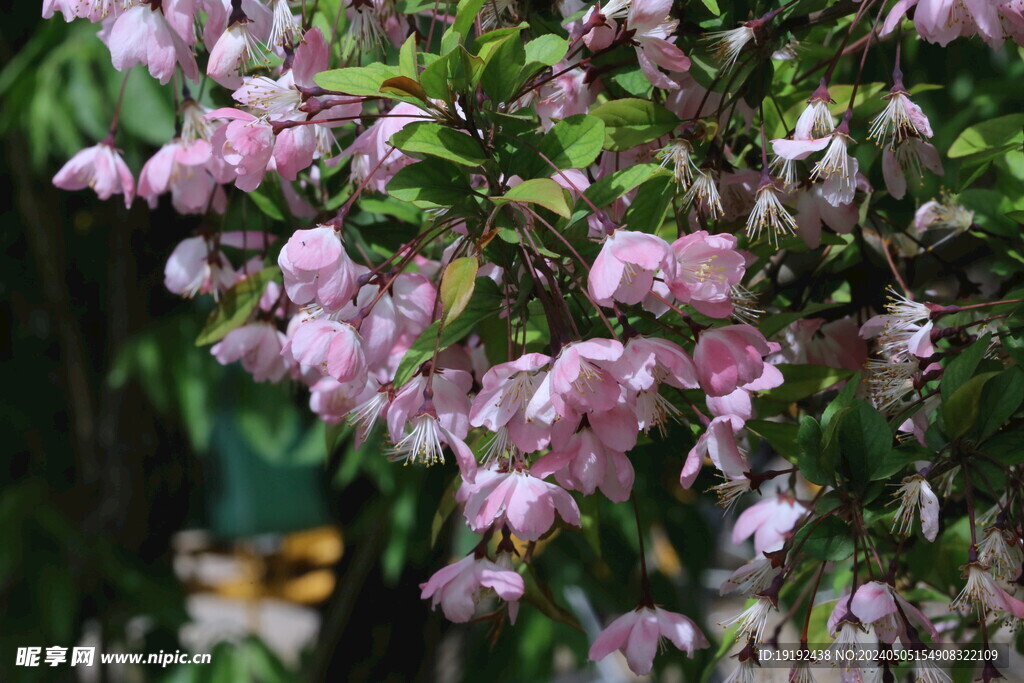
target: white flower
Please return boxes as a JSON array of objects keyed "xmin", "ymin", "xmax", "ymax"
[
  {"xmin": 978, "ymin": 527, "xmax": 1023, "ymax": 582},
  {"xmin": 721, "ymin": 597, "xmax": 774, "ymax": 643},
  {"xmin": 868, "ymin": 90, "xmax": 933, "ymax": 150},
  {"xmin": 656, "ymin": 139, "xmax": 699, "ymax": 188},
  {"xmin": 268, "ymin": 0, "xmax": 302, "ymax": 46},
  {"xmin": 866, "ymin": 359, "xmax": 918, "ymax": 414},
  {"xmin": 891, "ymin": 474, "xmax": 940, "ymax": 541},
  {"xmin": 390, "ymin": 413, "xmax": 446, "ymax": 466},
  {"xmin": 706, "ymin": 25, "xmax": 756, "ymax": 72},
  {"xmin": 682, "ymin": 169, "xmax": 723, "ymax": 219},
  {"xmin": 745, "ymin": 182, "xmax": 797, "ymax": 246},
  {"xmin": 810, "ymin": 132, "xmax": 858, "ymax": 206}
]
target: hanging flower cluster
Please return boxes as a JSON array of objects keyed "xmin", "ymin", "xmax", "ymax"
[{"xmin": 42, "ymin": 0, "xmax": 1024, "ymax": 678}]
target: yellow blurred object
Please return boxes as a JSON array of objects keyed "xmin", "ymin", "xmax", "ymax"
[
  {"xmin": 650, "ymin": 525, "xmax": 682, "ymax": 578},
  {"xmin": 280, "ymin": 526, "xmax": 344, "ymax": 565}
]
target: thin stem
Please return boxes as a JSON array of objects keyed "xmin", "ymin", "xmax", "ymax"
[{"xmin": 631, "ymin": 496, "xmax": 654, "ymax": 608}]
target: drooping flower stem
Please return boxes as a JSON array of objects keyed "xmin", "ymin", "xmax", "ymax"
[
  {"xmin": 106, "ymin": 70, "xmax": 133, "ymax": 142},
  {"xmin": 631, "ymin": 495, "xmax": 654, "ymax": 608}
]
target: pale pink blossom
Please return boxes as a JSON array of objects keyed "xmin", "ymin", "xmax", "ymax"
[
  {"xmin": 882, "ymin": 0, "xmax": 1005, "ymax": 47},
  {"xmin": 107, "ymin": 4, "xmax": 199, "ymax": 85},
  {"xmin": 680, "ymin": 416, "xmax": 748, "ymax": 488},
  {"xmin": 583, "ymin": 0, "xmax": 690, "ymax": 89},
  {"xmin": 207, "ymin": 108, "xmax": 275, "ymax": 191},
  {"xmin": 792, "ymin": 183, "xmax": 859, "ymax": 249},
  {"xmin": 338, "ymin": 102, "xmax": 425, "ymax": 193},
  {"xmin": 283, "ymin": 318, "xmax": 367, "ymax": 385},
  {"xmin": 527, "ymin": 339, "xmax": 625, "ymax": 420},
  {"xmin": 387, "ymin": 370, "xmax": 473, "ymax": 446},
  {"xmin": 850, "ymin": 581, "xmax": 939, "ymax": 644},
  {"xmin": 207, "ymin": 17, "xmax": 266, "ymax": 89},
  {"xmin": 164, "ymin": 232, "xmax": 270, "ymax": 299},
  {"xmin": 212, "ymin": 323, "xmax": 289, "ymax": 382},
  {"xmin": 420, "ymin": 554, "xmax": 524, "ymax": 624},
  {"xmin": 470, "ymin": 353, "xmax": 552, "ymax": 454},
  {"xmin": 588, "ymin": 230, "xmax": 675, "ymax": 307},
  {"xmin": 588, "ymin": 606, "xmax": 709, "ymax": 676},
  {"xmin": 277, "ymin": 225, "xmax": 359, "ymax": 311},
  {"xmin": 882, "ymin": 139, "xmax": 943, "ymax": 200},
  {"xmin": 692, "ymin": 325, "xmax": 774, "ymax": 397},
  {"xmin": 458, "ymin": 466, "xmax": 582, "ymax": 541},
  {"xmin": 52, "ymin": 140, "xmax": 135, "ymax": 208},
  {"xmin": 610, "ymin": 336, "xmax": 698, "ymax": 392},
  {"xmin": 666, "ymin": 231, "xmax": 746, "ymax": 319},
  {"xmin": 732, "ymin": 494, "xmax": 807, "ymax": 553},
  {"xmin": 137, "ymin": 139, "xmax": 218, "ymax": 214}
]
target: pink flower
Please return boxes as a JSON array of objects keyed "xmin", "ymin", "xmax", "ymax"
[
  {"xmin": 583, "ymin": 0, "xmax": 690, "ymax": 89},
  {"xmin": 211, "ymin": 323, "xmax": 288, "ymax": 382},
  {"xmin": 882, "ymin": 0, "xmax": 1004, "ymax": 47},
  {"xmin": 693, "ymin": 325, "xmax": 774, "ymax": 397},
  {"xmin": 107, "ymin": 4, "xmax": 199, "ymax": 85},
  {"xmin": 283, "ymin": 318, "xmax": 367, "ymax": 386},
  {"xmin": 849, "ymin": 581, "xmax": 938, "ymax": 644},
  {"xmin": 459, "ymin": 466, "xmax": 581, "ymax": 541},
  {"xmin": 772, "ymin": 318, "xmax": 868, "ymax": 371},
  {"xmin": 420, "ymin": 554, "xmax": 524, "ymax": 624},
  {"xmin": 164, "ymin": 235, "xmax": 237, "ymax": 299},
  {"xmin": 527, "ymin": 339, "xmax": 625, "ymax": 420},
  {"xmin": 588, "ymin": 606, "xmax": 709, "ymax": 676},
  {"xmin": 732, "ymin": 494, "xmax": 807, "ymax": 553},
  {"xmin": 666, "ymin": 230, "xmax": 746, "ymax": 318},
  {"xmin": 610, "ymin": 336, "xmax": 698, "ymax": 393},
  {"xmin": 588, "ymin": 230, "xmax": 674, "ymax": 307},
  {"xmin": 793, "ymin": 183, "xmax": 859, "ymax": 249},
  {"xmin": 387, "ymin": 370, "xmax": 473, "ymax": 445},
  {"xmin": 338, "ymin": 102, "xmax": 424, "ymax": 193},
  {"xmin": 137, "ymin": 139, "xmax": 218, "ymax": 214},
  {"xmin": 52, "ymin": 140, "xmax": 135, "ymax": 208},
  {"xmin": 532, "ymin": 406, "xmax": 638, "ymax": 502},
  {"xmin": 277, "ymin": 225, "xmax": 359, "ymax": 311},
  {"xmin": 207, "ymin": 17, "xmax": 266, "ymax": 89},
  {"xmin": 536, "ymin": 62, "xmax": 599, "ymax": 128},
  {"xmin": 680, "ymin": 416, "xmax": 748, "ymax": 488},
  {"xmin": 470, "ymin": 353, "xmax": 552, "ymax": 454},
  {"xmin": 882, "ymin": 140, "xmax": 943, "ymax": 200},
  {"xmin": 207, "ymin": 108, "xmax": 275, "ymax": 191}
]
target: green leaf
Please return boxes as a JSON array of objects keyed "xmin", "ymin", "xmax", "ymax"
[
  {"xmin": 420, "ymin": 46, "xmax": 484, "ymax": 100},
  {"xmin": 492, "ymin": 178, "xmax": 572, "ymax": 218},
  {"xmin": 379, "ymin": 75, "xmax": 428, "ymax": 102},
  {"xmin": 623, "ymin": 175, "xmax": 674, "ymax": 233},
  {"xmin": 440, "ymin": 257, "xmax": 479, "ymax": 326},
  {"xmin": 525, "ymin": 114, "xmax": 606, "ymax": 177},
  {"xmin": 443, "ymin": 0, "xmax": 486, "ymax": 53},
  {"xmin": 1006, "ymin": 210, "xmax": 1024, "ymax": 224},
  {"xmin": 195, "ymin": 268, "xmax": 280, "ymax": 346},
  {"xmin": 480, "ymin": 32, "xmax": 527, "ymax": 103},
  {"xmin": 389, "ymin": 121, "xmax": 488, "ymax": 167},
  {"xmin": 393, "ymin": 279, "xmax": 503, "ymax": 386},
  {"xmin": 836, "ymin": 400, "xmax": 893, "ymax": 484},
  {"xmin": 944, "ymin": 371, "xmax": 999, "ymax": 440},
  {"xmin": 797, "ymin": 416, "xmax": 833, "ymax": 486},
  {"xmin": 746, "ymin": 420, "xmax": 800, "ymax": 461},
  {"xmin": 948, "ymin": 114, "xmax": 1024, "ymax": 159},
  {"xmin": 388, "ymin": 158, "xmax": 473, "ymax": 207},
  {"xmin": 763, "ymin": 365, "xmax": 854, "ymax": 403},
  {"xmin": 983, "ymin": 429, "xmax": 1024, "ymax": 465},
  {"xmin": 314, "ymin": 63, "xmax": 400, "ymax": 97},
  {"xmin": 701, "ymin": 0, "xmax": 721, "ymax": 13},
  {"xmin": 589, "ymin": 98, "xmax": 679, "ymax": 151},
  {"xmin": 399, "ymin": 33, "xmax": 418, "ymax": 79},
  {"xmin": 524, "ymin": 34, "xmax": 568, "ymax": 68},
  {"xmin": 975, "ymin": 367, "xmax": 1024, "ymax": 440},
  {"xmin": 521, "ymin": 565, "xmax": 584, "ymax": 631},
  {"xmin": 940, "ymin": 333, "xmax": 991, "ymax": 400},
  {"xmin": 579, "ymin": 495, "xmax": 601, "ymax": 557},
  {"xmin": 583, "ymin": 163, "xmax": 668, "ymax": 208},
  {"xmin": 249, "ymin": 188, "xmax": 285, "ymax": 222},
  {"xmin": 794, "ymin": 516, "xmax": 855, "ymax": 561}
]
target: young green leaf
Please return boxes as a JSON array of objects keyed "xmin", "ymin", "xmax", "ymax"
[
  {"xmin": 389, "ymin": 121, "xmax": 488, "ymax": 167},
  {"xmin": 439, "ymin": 257, "xmax": 479, "ymax": 326},
  {"xmin": 491, "ymin": 178, "xmax": 572, "ymax": 218},
  {"xmin": 589, "ymin": 98, "xmax": 679, "ymax": 151},
  {"xmin": 195, "ymin": 268, "xmax": 281, "ymax": 346}
]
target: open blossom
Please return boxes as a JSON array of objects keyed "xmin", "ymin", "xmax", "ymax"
[
  {"xmin": 164, "ymin": 234, "xmax": 238, "ymax": 299},
  {"xmin": 458, "ymin": 465, "xmax": 581, "ymax": 541},
  {"xmin": 680, "ymin": 416, "xmax": 748, "ymax": 489},
  {"xmin": 340, "ymin": 102, "xmax": 424, "ymax": 193},
  {"xmin": 212, "ymin": 323, "xmax": 288, "ymax": 382},
  {"xmin": 850, "ymin": 581, "xmax": 939, "ymax": 644},
  {"xmin": 792, "ymin": 182, "xmax": 859, "ymax": 249},
  {"xmin": 583, "ymin": 0, "xmax": 691, "ymax": 89},
  {"xmin": 283, "ymin": 318, "xmax": 367, "ymax": 385},
  {"xmin": 882, "ymin": 0, "xmax": 1007, "ymax": 47},
  {"xmin": 107, "ymin": 3, "xmax": 199, "ymax": 85},
  {"xmin": 52, "ymin": 140, "xmax": 135, "ymax": 208},
  {"xmin": 277, "ymin": 225, "xmax": 359, "ymax": 311},
  {"xmin": 732, "ymin": 494, "xmax": 807, "ymax": 553},
  {"xmin": 682, "ymin": 169, "xmax": 723, "ymax": 219},
  {"xmin": 745, "ymin": 178, "xmax": 797, "ymax": 246},
  {"xmin": 207, "ymin": 15, "xmax": 267, "ymax": 89},
  {"xmin": 656, "ymin": 138, "xmax": 699, "ymax": 187},
  {"xmin": 951, "ymin": 562, "xmax": 1024, "ymax": 620},
  {"xmin": 978, "ymin": 526, "xmax": 1024, "ymax": 582},
  {"xmin": 420, "ymin": 554, "xmax": 524, "ymax": 624},
  {"xmin": 693, "ymin": 325, "xmax": 777, "ymax": 397},
  {"xmin": 137, "ymin": 139, "xmax": 219, "ymax": 214},
  {"xmin": 666, "ymin": 230, "xmax": 746, "ymax": 318},
  {"xmin": 207, "ymin": 108, "xmax": 275, "ymax": 191},
  {"xmin": 469, "ymin": 353, "xmax": 551, "ymax": 455},
  {"xmin": 532, "ymin": 405, "xmax": 638, "ymax": 502},
  {"xmin": 794, "ymin": 81, "xmax": 836, "ymax": 141},
  {"xmin": 588, "ymin": 229, "xmax": 674, "ymax": 306},
  {"xmin": 883, "ymin": 139, "xmax": 943, "ymax": 200},
  {"xmin": 588, "ymin": 606, "xmax": 709, "ymax": 676},
  {"xmin": 527, "ymin": 339, "xmax": 625, "ymax": 420},
  {"xmin": 810, "ymin": 129, "xmax": 859, "ymax": 207}
]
